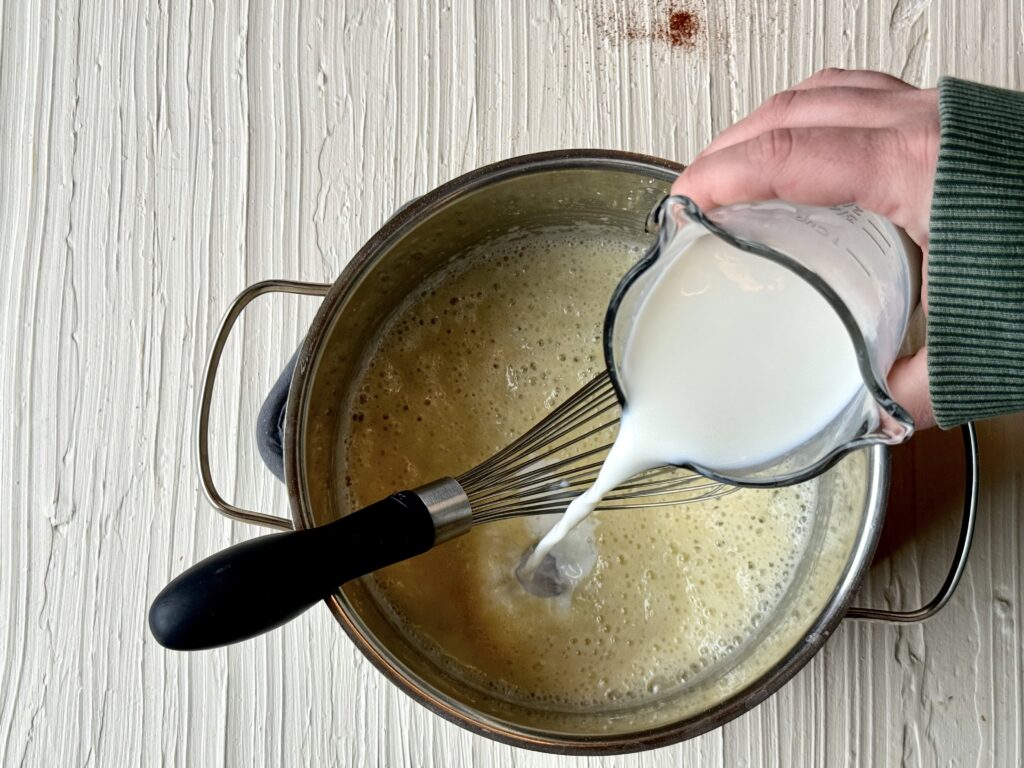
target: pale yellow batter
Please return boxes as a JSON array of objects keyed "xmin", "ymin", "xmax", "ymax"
[{"xmin": 340, "ymin": 229, "xmax": 844, "ymax": 711}]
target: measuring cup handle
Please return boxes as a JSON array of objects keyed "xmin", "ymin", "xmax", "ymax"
[
  {"xmin": 197, "ymin": 280, "xmax": 331, "ymax": 531},
  {"xmin": 846, "ymin": 422, "xmax": 979, "ymax": 623}
]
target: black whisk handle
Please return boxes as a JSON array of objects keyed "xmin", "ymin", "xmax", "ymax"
[{"xmin": 149, "ymin": 491, "xmax": 436, "ymax": 651}]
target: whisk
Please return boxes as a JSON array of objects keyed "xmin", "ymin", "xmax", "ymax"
[{"xmin": 149, "ymin": 371, "xmax": 732, "ymax": 651}]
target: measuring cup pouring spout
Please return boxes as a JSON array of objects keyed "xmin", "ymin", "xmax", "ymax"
[{"xmin": 604, "ymin": 195, "xmax": 921, "ymax": 488}]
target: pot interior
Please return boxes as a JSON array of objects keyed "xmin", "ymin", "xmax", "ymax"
[{"xmin": 294, "ymin": 155, "xmax": 880, "ymax": 751}]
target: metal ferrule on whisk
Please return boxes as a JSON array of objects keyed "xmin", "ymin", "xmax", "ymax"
[{"xmin": 411, "ymin": 477, "xmax": 473, "ymax": 545}]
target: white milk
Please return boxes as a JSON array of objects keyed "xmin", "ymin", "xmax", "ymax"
[{"xmin": 524, "ymin": 233, "xmax": 862, "ymax": 574}]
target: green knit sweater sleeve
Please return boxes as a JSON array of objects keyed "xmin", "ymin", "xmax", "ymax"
[{"xmin": 928, "ymin": 77, "xmax": 1024, "ymax": 428}]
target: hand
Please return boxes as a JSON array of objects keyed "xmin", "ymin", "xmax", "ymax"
[{"xmin": 671, "ymin": 68, "xmax": 940, "ymax": 429}]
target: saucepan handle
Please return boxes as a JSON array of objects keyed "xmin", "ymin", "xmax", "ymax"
[
  {"xmin": 846, "ymin": 422, "xmax": 979, "ymax": 623},
  {"xmin": 197, "ymin": 280, "xmax": 331, "ymax": 531}
]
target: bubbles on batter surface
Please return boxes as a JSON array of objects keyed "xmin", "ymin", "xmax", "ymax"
[{"xmin": 341, "ymin": 229, "xmax": 829, "ymax": 712}]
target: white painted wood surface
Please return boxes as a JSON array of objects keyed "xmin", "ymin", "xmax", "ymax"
[{"xmin": 2, "ymin": 0, "xmax": 1023, "ymax": 764}]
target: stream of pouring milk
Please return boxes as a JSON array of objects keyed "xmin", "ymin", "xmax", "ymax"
[{"xmin": 522, "ymin": 232, "xmax": 863, "ymax": 577}]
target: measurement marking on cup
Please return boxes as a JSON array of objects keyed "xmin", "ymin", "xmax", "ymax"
[
  {"xmin": 845, "ymin": 248, "xmax": 872, "ymax": 276},
  {"xmin": 863, "ymin": 221, "xmax": 889, "ymax": 254},
  {"xmin": 866, "ymin": 219, "xmax": 892, "ymax": 251}
]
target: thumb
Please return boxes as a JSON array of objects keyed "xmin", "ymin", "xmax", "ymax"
[{"xmin": 887, "ymin": 347, "xmax": 935, "ymax": 430}]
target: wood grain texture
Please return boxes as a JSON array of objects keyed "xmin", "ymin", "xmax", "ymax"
[{"xmin": 2, "ymin": 0, "xmax": 1023, "ymax": 765}]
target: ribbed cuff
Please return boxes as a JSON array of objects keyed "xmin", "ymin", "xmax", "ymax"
[{"xmin": 927, "ymin": 77, "xmax": 1024, "ymax": 428}]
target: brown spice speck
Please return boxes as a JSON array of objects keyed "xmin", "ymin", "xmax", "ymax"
[
  {"xmin": 596, "ymin": 2, "xmax": 702, "ymax": 51},
  {"xmin": 665, "ymin": 9, "xmax": 699, "ymax": 48}
]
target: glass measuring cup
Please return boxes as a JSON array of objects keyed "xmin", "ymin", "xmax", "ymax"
[{"xmin": 603, "ymin": 195, "xmax": 920, "ymax": 487}]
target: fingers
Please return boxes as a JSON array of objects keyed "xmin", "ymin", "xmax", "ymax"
[
  {"xmin": 888, "ymin": 347, "xmax": 935, "ymax": 429},
  {"xmin": 672, "ymin": 126, "xmax": 902, "ymax": 221},
  {"xmin": 698, "ymin": 86, "xmax": 916, "ymax": 158},
  {"xmin": 790, "ymin": 67, "xmax": 914, "ymax": 92}
]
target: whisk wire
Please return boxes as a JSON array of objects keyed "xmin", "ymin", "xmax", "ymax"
[
  {"xmin": 455, "ymin": 371, "xmax": 734, "ymax": 523},
  {"xmin": 459, "ymin": 375, "xmax": 618, "ymax": 489}
]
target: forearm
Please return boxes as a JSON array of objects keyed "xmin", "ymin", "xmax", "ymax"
[{"xmin": 928, "ymin": 77, "xmax": 1024, "ymax": 427}]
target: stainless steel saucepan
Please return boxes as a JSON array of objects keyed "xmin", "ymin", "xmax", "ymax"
[{"xmin": 185, "ymin": 150, "xmax": 979, "ymax": 754}]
